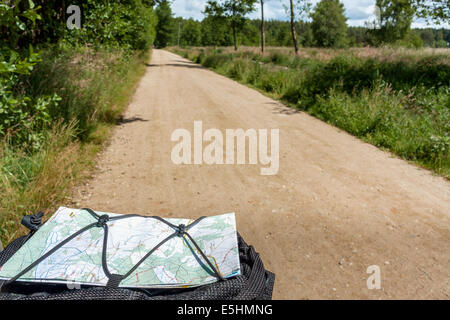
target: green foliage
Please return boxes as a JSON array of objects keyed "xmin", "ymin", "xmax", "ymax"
[
  {"xmin": 311, "ymin": 84, "xmax": 449, "ymax": 171},
  {"xmin": 0, "ymin": 88, "xmax": 60, "ymax": 151},
  {"xmin": 0, "ymin": 0, "xmax": 60, "ymax": 150},
  {"xmin": 418, "ymin": 28, "xmax": 449, "ymax": 48},
  {"xmin": 177, "ymin": 18, "xmax": 202, "ymax": 46},
  {"xmin": 0, "ymin": 0, "xmax": 42, "ymax": 48},
  {"xmin": 0, "ymin": 47, "xmax": 150, "ymax": 245},
  {"xmin": 1, "ymin": 0, "xmax": 157, "ymax": 145},
  {"xmin": 0, "ymin": 0, "xmax": 156, "ymax": 244},
  {"xmin": 155, "ymin": 0, "xmax": 174, "ymax": 48},
  {"xmin": 413, "ymin": 0, "xmax": 450, "ymax": 23},
  {"xmin": 169, "ymin": 15, "xmax": 449, "ymax": 49},
  {"xmin": 204, "ymin": 0, "xmax": 258, "ymax": 50},
  {"xmin": 201, "ymin": 10, "xmax": 232, "ymax": 47},
  {"xmin": 282, "ymin": 54, "xmax": 449, "ymax": 108},
  {"xmin": 399, "ymin": 31, "xmax": 424, "ymax": 48},
  {"xmin": 65, "ymin": 0, "xmax": 157, "ymax": 50},
  {"xmin": 1, "ymin": 1, "xmax": 157, "ymax": 50},
  {"xmin": 310, "ymin": 0, "xmax": 348, "ymax": 48},
  {"xmin": 1, "ymin": 1, "xmax": 157, "ymax": 146},
  {"xmin": 370, "ymin": 0, "xmax": 416, "ymax": 45}
]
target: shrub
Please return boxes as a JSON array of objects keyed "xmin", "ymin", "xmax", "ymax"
[{"xmin": 201, "ymin": 53, "xmax": 233, "ymax": 68}]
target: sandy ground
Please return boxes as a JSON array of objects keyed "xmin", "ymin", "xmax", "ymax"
[{"xmin": 70, "ymin": 49, "xmax": 450, "ymax": 299}]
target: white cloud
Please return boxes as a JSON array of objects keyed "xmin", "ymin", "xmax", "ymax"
[{"xmin": 171, "ymin": 0, "xmax": 205, "ymax": 20}]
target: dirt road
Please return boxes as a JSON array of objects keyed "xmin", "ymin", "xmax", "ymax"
[{"xmin": 71, "ymin": 49, "xmax": 449, "ymax": 299}]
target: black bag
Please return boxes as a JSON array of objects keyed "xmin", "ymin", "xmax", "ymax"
[{"xmin": 0, "ymin": 213, "xmax": 275, "ymax": 300}]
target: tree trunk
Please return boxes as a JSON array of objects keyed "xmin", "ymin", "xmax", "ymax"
[
  {"xmin": 177, "ymin": 20, "xmax": 181, "ymax": 47},
  {"xmin": 260, "ymin": 0, "xmax": 265, "ymax": 53},
  {"xmin": 232, "ymin": 22, "xmax": 237, "ymax": 51},
  {"xmin": 289, "ymin": 0, "xmax": 299, "ymax": 55}
]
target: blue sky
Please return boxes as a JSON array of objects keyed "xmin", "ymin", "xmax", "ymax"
[{"xmin": 171, "ymin": 0, "xmax": 450, "ymax": 28}]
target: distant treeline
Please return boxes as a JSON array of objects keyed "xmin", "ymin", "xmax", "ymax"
[{"xmin": 168, "ymin": 18, "xmax": 449, "ymax": 48}]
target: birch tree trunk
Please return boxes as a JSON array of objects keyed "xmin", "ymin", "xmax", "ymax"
[{"xmin": 290, "ymin": 0, "xmax": 299, "ymax": 55}]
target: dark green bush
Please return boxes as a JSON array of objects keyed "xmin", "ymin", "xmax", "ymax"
[
  {"xmin": 282, "ymin": 54, "xmax": 450, "ymax": 110},
  {"xmin": 201, "ymin": 54, "xmax": 233, "ymax": 68}
]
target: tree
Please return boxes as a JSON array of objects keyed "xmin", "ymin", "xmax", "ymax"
[
  {"xmin": 289, "ymin": 0, "xmax": 299, "ymax": 54},
  {"xmin": 370, "ymin": 0, "xmax": 415, "ymax": 45},
  {"xmin": 155, "ymin": 0, "xmax": 174, "ymax": 48},
  {"xmin": 273, "ymin": 22, "xmax": 291, "ymax": 46},
  {"xmin": 419, "ymin": 28, "xmax": 435, "ymax": 47},
  {"xmin": 180, "ymin": 19, "xmax": 202, "ymax": 46},
  {"xmin": 203, "ymin": 1, "xmax": 229, "ymax": 48},
  {"xmin": 310, "ymin": 0, "xmax": 348, "ymax": 48},
  {"xmin": 347, "ymin": 26, "xmax": 370, "ymax": 47},
  {"xmin": 297, "ymin": 20, "xmax": 314, "ymax": 47},
  {"xmin": 204, "ymin": 0, "xmax": 257, "ymax": 51},
  {"xmin": 63, "ymin": 1, "xmax": 157, "ymax": 50},
  {"xmin": 434, "ymin": 29, "xmax": 449, "ymax": 47},
  {"xmin": 283, "ymin": 1, "xmax": 311, "ymax": 54},
  {"xmin": 241, "ymin": 20, "xmax": 260, "ymax": 45}
]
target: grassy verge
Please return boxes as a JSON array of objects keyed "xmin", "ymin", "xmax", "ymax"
[
  {"xmin": 170, "ymin": 47, "xmax": 449, "ymax": 179},
  {"xmin": 0, "ymin": 47, "xmax": 149, "ymax": 246}
]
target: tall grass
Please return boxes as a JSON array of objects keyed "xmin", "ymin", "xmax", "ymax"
[
  {"xmin": 0, "ymin": 47, "xmax": 149, "ymax": 246},
  {"xmin": 0, "ymin": 123, "xmax": 82, "ymax": 243},
  {"xmin": 172, "ymin": 47, "xmax": 449, "ymax": 178}
]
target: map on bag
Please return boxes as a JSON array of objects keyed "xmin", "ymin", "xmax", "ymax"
[{"xmin": 0, "ymin": 207, "xmax": 240, "ymax": 288}]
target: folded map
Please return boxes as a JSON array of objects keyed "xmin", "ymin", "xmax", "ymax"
[{"xmin": 0, "ymin": 207, "xmax": 241, "ymax": 288}]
